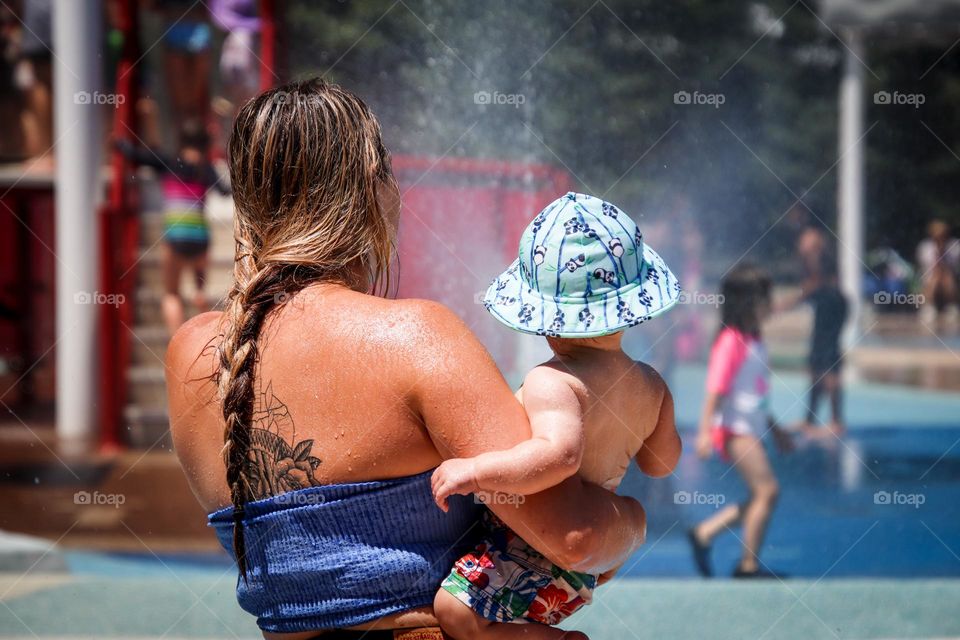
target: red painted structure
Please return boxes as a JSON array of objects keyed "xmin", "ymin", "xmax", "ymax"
[
  {"xmin": 393, "ymin": 156, "xmax": 571, "ymax": 371},
  {"xmin": 0, "ymin": 2, "xmax": 568, "ymax": 447},
  {"xmin": 0, "ymin": 180, "xmax": 56, "ymax": 410}
]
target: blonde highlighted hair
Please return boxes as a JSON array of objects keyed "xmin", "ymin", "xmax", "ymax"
[{"xmin": 216, "ymin": 78, "xmax": 395, "ymax": 577}]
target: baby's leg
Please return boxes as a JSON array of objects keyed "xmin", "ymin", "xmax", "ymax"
[{"xmin": 434, "ymin": 589, "xmax": 588, "ymax": 640}]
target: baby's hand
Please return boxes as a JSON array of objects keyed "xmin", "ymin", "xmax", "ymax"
[{"xmin": 430, "ymin": 458, "xmax": 480, "ymax": 512}]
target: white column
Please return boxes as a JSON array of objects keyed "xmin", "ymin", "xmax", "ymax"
[
  {"xmin": 837, "ymin": 28, "xmax": 866, "ymax": 347},
  {"xmin": 54, "ymin": 0, "xmax": 103, "ymax": 442}
]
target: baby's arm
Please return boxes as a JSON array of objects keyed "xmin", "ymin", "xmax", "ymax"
[
  {"xmin": 634, "ymin": 384, "xmax": 681, "ymax": 477},
  {"xmin": 431, "ymin": 366, "xmax": 584, "ymax": 512}
]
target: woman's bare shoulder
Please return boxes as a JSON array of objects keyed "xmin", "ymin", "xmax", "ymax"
[
  {"xmin": 387, "ymin": 298, "xmax": 494, "ymax": 363},
  {"xmin": 166, "ymin": 311, "xmax": 223, "ymax": 376}
]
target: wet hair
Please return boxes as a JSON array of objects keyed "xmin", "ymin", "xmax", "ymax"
[
  {"xmin": 216, "ymin": 78, "xmax": 394, "ymax": 578},
  {"xmin": 178, "ymin": 118, "xmax": 211, "ymax": 151},
  {"xmin": 719, "ymin": 263, "xmax": 772, "ymax": 338}
]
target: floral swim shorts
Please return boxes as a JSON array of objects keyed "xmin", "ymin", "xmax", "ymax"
[{"xmin": 440, "ymin": 511, "xmax": 597, "ymax": 624}]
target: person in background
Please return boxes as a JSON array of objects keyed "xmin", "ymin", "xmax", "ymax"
[
  {"xmin": 786, "ymin": 224, "xmax": 848, "ymax": 437},
  {"xmin": 917, "ymin": 219, "xmax": 959, "ymax": 328},
  {"xmin": 14, "ymin": 0, "xmax": 52, "ymax": 168},
  {"xmin": 689, "ymin": 264, "xmax": 793, "ymax": 579},
  {"xmin": 152, "ymin": 0, "xmax": 212, "ymax": 125},
  {"xmin": 0, "ymin": 2, "xmax": 23, "ymax": 160},
  {"xmin": 210, "ymin": 0, "xmax": 260, "ymax": 107},
  {"xmin": 117, "ymin": 120, "xmax": 229, "ymax": 335},
  {"xmin": 209, "ymin": 0, "xmax": 261, "ymax": 159}
]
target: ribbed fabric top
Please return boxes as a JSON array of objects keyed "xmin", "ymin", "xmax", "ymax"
[{"xmin": 208, "ymin": 470, "xmax": 481, "ymax": 633}]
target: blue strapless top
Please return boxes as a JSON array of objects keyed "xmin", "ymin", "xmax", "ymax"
[{"xmin": 208, "ymin": 470, "xmax": 481, "ymax": 633}]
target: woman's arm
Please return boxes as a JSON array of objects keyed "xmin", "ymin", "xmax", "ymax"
[
  {"xmin": 430, "ymin": 366, "xmax": 583, "ymax": 510},
  {"xmin": 407, "ymin": 301, "xmax": 646, "ymax": 573}
]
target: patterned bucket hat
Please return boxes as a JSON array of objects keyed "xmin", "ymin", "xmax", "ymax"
[{"xmin": 484, "ymin": 192, "xmax": 681, "ymax": 337}]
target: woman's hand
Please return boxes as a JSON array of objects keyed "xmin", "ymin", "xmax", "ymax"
[{"xmin": 430, "ymin": 458, "xmax": 479, "ymax": 512}]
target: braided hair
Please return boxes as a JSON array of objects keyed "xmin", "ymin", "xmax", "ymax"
[{"xmin": 216, "ymin": 79, "xmax": 394, "ymax": 577}]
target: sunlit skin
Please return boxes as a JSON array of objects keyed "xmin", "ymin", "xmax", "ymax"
[
  {"xmin": 166, "ymin": 180, "xmax": 648, "ymax": 638},
  {"xmin": 431, "ymin": 331, "xmax": 681, "ymax": 640}
]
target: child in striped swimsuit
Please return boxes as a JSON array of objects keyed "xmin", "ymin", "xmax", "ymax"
[{"xmin": 118, "ymin": 120, "xmax": 229, "ymax": 335}]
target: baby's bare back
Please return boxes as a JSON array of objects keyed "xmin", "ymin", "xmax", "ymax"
[{"xmin": 520, "ymin": 353, "xmax": 668, "ymax": 491}]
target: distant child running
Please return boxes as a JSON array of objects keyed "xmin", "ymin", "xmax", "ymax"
[
  {"xmin": 430, "ymin": 193, "xmax": 683, "ymax": 639},
  {"xmin": 688, "ymin": 264, "xmax": 793, "ymax": 578},
  {"xmin": 118, "ymin": 120, "xmax": 230, "ymax": 335}
]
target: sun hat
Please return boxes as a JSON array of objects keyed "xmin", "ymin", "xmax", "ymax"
[{"xmin": 483, "ymin": 192, "xmax": 681, "ymax": 338}]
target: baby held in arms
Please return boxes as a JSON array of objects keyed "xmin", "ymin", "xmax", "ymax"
[{"xmin": 431, "ymin": 193, "xmax": 683, "ymax": 640}]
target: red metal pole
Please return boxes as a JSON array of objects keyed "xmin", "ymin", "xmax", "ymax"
[
  {"xmin": 98, "ymin": 0, "xmax": 140, "ymax": 452},
  {"xmin": 259, "ymin": 0, "xmax": 276, "ymax": 91}
]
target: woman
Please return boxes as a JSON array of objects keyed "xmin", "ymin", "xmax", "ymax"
[{"xmin": 166, "ymin": 79, "xmax": 647, "ymax": 639}]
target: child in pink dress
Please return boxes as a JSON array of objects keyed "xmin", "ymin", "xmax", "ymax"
[{"xmin": 688, "ymin": 264, "xmax": 793, "ymax": 578}]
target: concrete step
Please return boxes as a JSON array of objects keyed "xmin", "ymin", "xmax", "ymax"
[
  {"xmin": 0, "ymin": 530, "xmax": 68, "ymax": 573},
  {"xmin": 123, "ymin": 405, "xmax": 172, "ymax": 450},
  {"xmin": 131, "ymin": 285, "xmax": 231, "ymax": 328},
  {"xmin": 128, "ymin": 365, "xmax": 168, "ymax": 408},
  {"xmin": 133, "ymin": 256, "xmax": 235, "ymax": 302},
  {"xmin": 128, "ymin": 324, "xmax": 168, "ymax": 366}
]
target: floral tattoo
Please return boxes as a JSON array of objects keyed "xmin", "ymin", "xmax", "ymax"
[{"xmin": 243, "ymin": 382, "xmax": 322, "ymax": 498}]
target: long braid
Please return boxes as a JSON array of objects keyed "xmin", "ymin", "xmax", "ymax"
[
  {"xmin": 216, "ymin": 78, "xmax": 395, "ymax": 580},
  {"xmin": 219, "ymin": 261, "xmax": 326, "ymax": 577}
]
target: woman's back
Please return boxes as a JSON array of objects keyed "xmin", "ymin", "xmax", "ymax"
[{"xmin": 169, "ymin": 286, "xmax": 473, "ymax": 512}]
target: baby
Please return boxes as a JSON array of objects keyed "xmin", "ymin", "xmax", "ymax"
[{"xmin": 431, "ymin": 193, "xmax": 683, "ymax": 639}]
